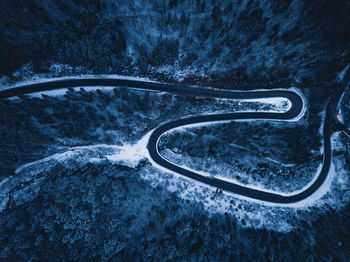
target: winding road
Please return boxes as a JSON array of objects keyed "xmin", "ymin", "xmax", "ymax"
[{"xmin": 0, "ymin": 77, "xmax": 344, "ymax": 204}]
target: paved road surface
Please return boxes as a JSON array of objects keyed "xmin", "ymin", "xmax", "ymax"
[{"xmin": 0, "ymin": 77, "xmax": 342, "ymax": 204}]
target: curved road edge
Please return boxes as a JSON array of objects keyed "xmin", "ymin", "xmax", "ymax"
[{"xmin": 0, "ymin": 77, "xmax": 339, "ymax": 205}]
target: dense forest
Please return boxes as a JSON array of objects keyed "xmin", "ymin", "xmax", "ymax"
[
  {"xmin": 1, "ymin": 161, "xmax": 349, "ymax": 261},
  {"xmin": 0, "ymin": 87, "xmax": 349, "ymax": 261},
  {"xmin": 1, "ymin": 0, "xmax": 349, "ymax": 95},
  {"xmin": 1, "ymin": 1, "xmax": 350, "ymax": 261}
]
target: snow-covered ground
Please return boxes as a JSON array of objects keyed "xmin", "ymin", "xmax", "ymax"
[
  {"xmin": 1, "ymin": 74, "xmax": 346, "ymax": 232},
  {"xmin": 0, "ymin": 134, "xmax": 152, "ymax": 213},
  {"xmin": 0, "ymin": 72, "xmax": 159, "ymax": 92},
  {"xmin": 2, "ymin": 128, "xmax": 347, "ymax": 232},
  {"xmin": 160, "ymin": 146, "xmax": 318, "ymax": 194},
  {"xmin": 143, "ymin": 132, "xmax": 349, "ymax": 232}
]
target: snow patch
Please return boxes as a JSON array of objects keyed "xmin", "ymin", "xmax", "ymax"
[
  {"xmin": 338, "ymin": 63, "xmax": 350, "ymax": 82},
  {"xmin": 106, "ymin": 131, "xmax": 151, "ymax": 168},
  {"xmin": 15, "ymin": 130, "xmax": 153, "ymax": 175},
  {"xmin": 236, "ymin": 97, "xmax": 291, "ymax": 112},
  {"xmin": 1, "ymin": 74, "xmax": 159, "ymax": 92},
  {"xmin": 27, "ymin": 86, "xmax": 116, "ymax": 98}
]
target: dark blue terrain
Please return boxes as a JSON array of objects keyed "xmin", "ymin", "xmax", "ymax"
[{"xmin": 0, "ymin": 1, "xmax": 350, "ymax": 261}]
